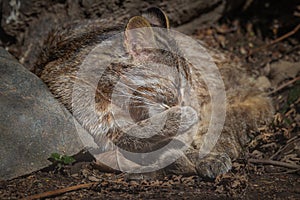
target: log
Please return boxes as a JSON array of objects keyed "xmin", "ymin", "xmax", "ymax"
[{"xmin": 0, "ymin": 0, "xmax": 246, "ymax": 71}]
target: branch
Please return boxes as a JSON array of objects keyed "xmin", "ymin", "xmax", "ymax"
[
  {"xmin": 20, "ymin": 182, "xmax": 96, "ymax": 200},
  {"xmin": 247, "ymin": 24, "xmax": 300, "ymax": 57},
  {"xmin": 269, "ymin": 76, "xmax": 300, "ymax": 95},
  {"xmin": 248, "ymin": 158, "xmax": 300, "ymax": 169}
]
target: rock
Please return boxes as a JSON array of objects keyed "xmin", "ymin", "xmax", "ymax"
[
  {"xmin": 0, "ymin": 48, "xmax": 94, "ymax": 180},
  {"xmin": 255, "ymin": 76, "xmax": 272, "ymax": 91},
  {"xmin": 268, "ymin": 61, "xmax": 300, "ymax": 87}
]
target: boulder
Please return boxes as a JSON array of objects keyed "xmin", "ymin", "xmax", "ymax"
[{"xmin": 0, "ymin": 48, "xmax": 93, "ymax": 180}]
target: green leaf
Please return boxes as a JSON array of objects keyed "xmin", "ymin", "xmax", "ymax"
[
  {"xmin": 61, "ymin": 155, "xmax": 76, "ymax": 165},
  {"xmin": 50, "ymin": 153, "xmax": 62, "ymax": 161}
]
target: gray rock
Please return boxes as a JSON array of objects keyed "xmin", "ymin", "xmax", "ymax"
[{"xmin": 0, "ymin": 48, "xmax": 94, "ymax": 180}]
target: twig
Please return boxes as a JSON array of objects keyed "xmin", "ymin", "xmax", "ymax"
[
  {"xmin": 247, "ymin": 23, "xmax": 300, "ymax": 57},
  {"xmin": 271, "ymin": 168, "xmax": 300, "ymax": 175},
  {"xmin": 248, "ymin": 158, "xmax": 300, "ymax": 169},
  {"xmin": 286, "ymin": 135, "xmax": 300, "ymax": 144},
  {"xmin": 20, "ymin": 182, "xmax": 96, "ymax": 200},
  {"xmin": 269, "ymin": 136, "xmax": 300, "ymax": 160},
  {"xmin": 268, "ymin": 76, "xmax": 300, "ymax": 95}
]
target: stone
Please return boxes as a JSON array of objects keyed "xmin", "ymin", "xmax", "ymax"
[{"xmin": 0, "ymin": 47, "xmax": 94, "ymax": 180}]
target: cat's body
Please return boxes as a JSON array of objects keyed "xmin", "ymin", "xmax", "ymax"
[{"xmin": 35, "ymin": 8, "xmax": 273, "ymax": 178}]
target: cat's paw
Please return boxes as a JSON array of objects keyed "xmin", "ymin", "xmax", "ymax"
[{"xmin": 194, "ymin": 152, "xmax": 232, "ymax": 179}]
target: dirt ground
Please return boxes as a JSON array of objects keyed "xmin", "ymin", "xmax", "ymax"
[{"xmin": 1, "ymin": 2, "xmax": 300, "ymax": 200}]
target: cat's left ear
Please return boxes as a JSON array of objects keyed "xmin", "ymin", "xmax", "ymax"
[{"xmin": 142, "ymin": 7, "xmax": 169, "ymax": 29}]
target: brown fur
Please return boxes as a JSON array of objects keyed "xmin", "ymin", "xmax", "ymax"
[{"xmin": 35, "ymin": 8, "xmax": 273, "ymax": 178}]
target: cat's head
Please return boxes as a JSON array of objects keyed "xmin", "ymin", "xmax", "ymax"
[{"xmin": 109, "ymin": 7, "xmax": 195, "ymax": 124}]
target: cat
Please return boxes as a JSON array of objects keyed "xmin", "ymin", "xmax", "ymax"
[{"xmin": 35, "ymin": 7, "xmax": 274, "ymax": 178}]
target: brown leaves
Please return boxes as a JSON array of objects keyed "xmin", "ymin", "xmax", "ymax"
[{"xmin": 214, "ymin": 171, "xmax": 248, "ymax": 197}]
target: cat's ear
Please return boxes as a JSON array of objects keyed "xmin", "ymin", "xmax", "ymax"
[
  {"xmin": 142, "ymin": 7, "xmax": 169, "ymax": 29},
  {"xmin": 124, "ymin": 16, "xmax": 157, "ymax": 59}
]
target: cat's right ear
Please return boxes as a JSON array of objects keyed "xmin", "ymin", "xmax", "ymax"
[
  {"xmin": 124, "ymin": 16, "xmax": 157, "ymax": 60},
  {"xmin": 142, "ymin": 7, "xmax": 169, "ymax": 29}
]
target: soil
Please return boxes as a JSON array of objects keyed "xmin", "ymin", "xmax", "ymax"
[{"xmin": 0, "ymin": 2, "xmax": 300, "ymax": 200}]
